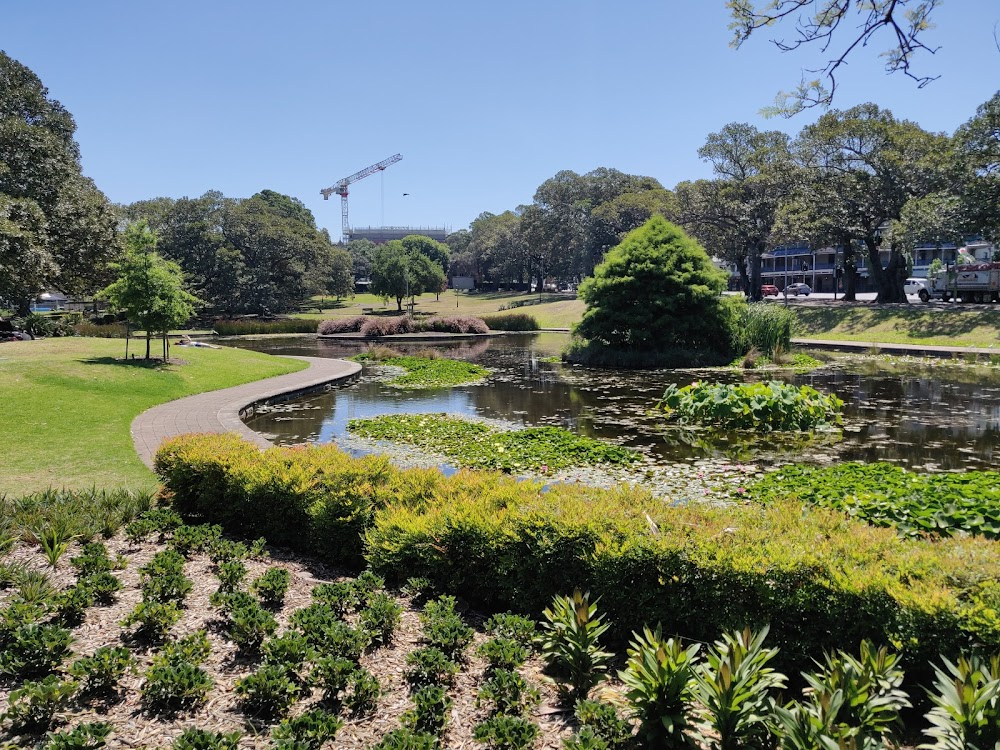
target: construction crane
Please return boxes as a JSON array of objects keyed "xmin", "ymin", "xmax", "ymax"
[{"xmin": 321, "ymin": 153, "xmax": 403, "ymax": 239}]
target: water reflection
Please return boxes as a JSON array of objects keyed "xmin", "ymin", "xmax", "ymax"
[{"xmin": 230, "ymin": 335, "xmax": 1000, "ymax": 472}]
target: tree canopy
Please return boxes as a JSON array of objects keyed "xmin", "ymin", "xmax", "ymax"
[
  {"xmin": 575, "ymin": 217, "xmax": 730, "ymax": 354},
  {"xmin": 0, "ymin": 51, "xmax": 119, "ymax": 313},
  {"xmin": 370, "ymin": 241, "xmax": 447, "ymax": 311}
]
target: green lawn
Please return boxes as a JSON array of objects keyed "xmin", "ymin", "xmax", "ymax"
[
  {"xmin": 299, "ymin": 290, "xmax": 585, "ymax": 330},
  {"xmin": 793, "ymin": 306, "xmax": 1000, "ymax": 348},
  {"xmin": 0, "ymin": 338, "xmax": 306, "ymax": 496}
]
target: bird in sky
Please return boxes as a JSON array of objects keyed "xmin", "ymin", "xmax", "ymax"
[{"xmin": 402, "ymin": 193, "xmax": 410, "ymax": 196}]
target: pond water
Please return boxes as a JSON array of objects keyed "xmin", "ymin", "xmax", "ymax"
[{"xmin": 230, "ymin": 333, "xmax": 1000, "ymax": 474}]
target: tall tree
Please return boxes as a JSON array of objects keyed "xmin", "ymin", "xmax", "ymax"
[
  {"xmin": 954, "ymin": 91, "xmax": 1000, "ymax": 243},
  {"xmin": 794, "ymin": 103, "xmax": 950, "ymax": 302},
  {"xmin": 467, "ymin": 210, "xmax": 529, "ymax": 286},
  {"xmin": 370, "ymin": 241, "xmax": 445, "ymax": 311},
  {"xmin": 399, "ymin": 234, "xmax": 450, "ymax": 275},
  {"xmin": 728, "ymin": 0, "xmax": 942, "ymax": 114},
  {"xmin": 346, "ymin": 238, "xmax": 377, "ymax": 279},
  {"xmin": 0, "ymin": 51, "xmax": 120, "ymax": 313}
]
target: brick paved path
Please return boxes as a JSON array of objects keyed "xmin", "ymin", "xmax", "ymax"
[{"xmin": 131, "ymin": 356, "xmax": 360, "ymax": 468}]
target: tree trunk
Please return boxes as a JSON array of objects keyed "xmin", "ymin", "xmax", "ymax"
[
  {"xmin": 145, "ymin": 332, "xmax": 151, "ymax": 360},
  {"xmin": 737, "ymin": 258, "xmax": 751, "ymax": 298},
  {"xmin": 865, "ymin": 237, "xmax": 907, "ymax": 303},
  {"xmin": 841, "ymin": 240, "xmax": 858, "ymax": 302},
  {"xmin": 748, "ymin": 242, "xmax": 764, "ymax": 302},
  {"xmin": 395, "ymin": 296, "xmax": 403, "ymax": 312}
]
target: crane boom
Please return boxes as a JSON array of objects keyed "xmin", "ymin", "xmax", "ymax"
[{"xmin": 321, "ymin": 153, "xmax": 403, "ymax": 239}]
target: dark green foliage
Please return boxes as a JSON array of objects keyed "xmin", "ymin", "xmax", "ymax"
[
  {"xmin": 538, "ymin": 592, "xmax": 613, "ymax": 703},
  {"xmin": 262, "ymin": 631, "xmax": 314, "ymax": 672},
  {"xmin": 271, "ymin": 709, "xmax": 344, "ymax": 750},
  {"xmin": 170, "ymin": 524, "xmax": 222, "ymax": 557},
  {"xmin": 226, "ymin": 599, "xmax": 278, "ymax": 652},
  {"xmin": 485, "ymin": 613, "xmax": 537, "ymax": 649},
  {"xmin": 691, "ymin": 626, "xmax": 786, "ymax": 750},
  {"xmin": 746, "ymin": 462, "xmax": 1000, "ymax": 540},
  {"xmin": 53, "ymin": 583, "xmax": 95, "ymax": 625},
  {"xmin": 252, "ymin": 566, "xmax": 291, "ymax": 608},
  {"xmin": 235, "ymin": 664, "xmax": 301, "ymax": 719},
  {"xmin": 0, "ymin": 601, "xmax": 47, "ymax": 648},
  {"xmin": 361, "ymin": 591, "xmax": 403, "ymax": 646},
  {"xmin": 472, "ymin": 715, "xmax": 540, "ymax": 750},
  {"xmin": 657, "ymin": 381, "xmax": 843, "ymax": 432},
  {"xmin": 311, "ymin": 656, "xmax": 357, "ymax": 702},
  {"xmin": 14, "ymin": 568, "xmax": 56, "ymax": 605},
  {"xmin": 619, "ymin": 626, "xmax": 698, "ymax": 748},
  {"xmin": 42, "ymin": 721, "xmax": 113, "ymax": 750},
  {"xmin": 139, "ymin": 549, "xmax": 192, "ymax": 603},
  {"xmin": 573, "ymin": 700, "xmax": 634, "ymax": 750},
  {"xmin": 563, "ymin": 726, "xmax": 612, "ymax": 750},
  {"xmin": 70, "ymin": 542, "xmax": 118, "ymax": 577},
  {"xmin": 371, "ymin": 729, "xmax": 438, "ymax": 750},
  {"xmin": 405, "ymin": 647, "xmax": 460, "ymax": 688},
  {"xmin": 171, "ymin": 729, "xmax": 242, "ymax": 750},
  {"xmin": 80, "ymin": 571, "xmax": 122, "ymax": 605},
  {"xmin": 402, "ymin": 685, "xmax": 453, "ymax": 737},
  {"xmin": 3, "ymin": 488, "xmax": 153, "ymax": 544},
  {"xmin": 478, "ymin": 637, "xmax": 529, "ymax": 673},
  {"xmin": 574, "ymin": 217, "xmax": 730, "ymax": 356},
  {"xmin": 121, "ymin": 600, "xmax": 182, "ymax": 641},
  {"xmin": 70, "ymin": 646, "xmax": 136, "ymax": 696},
  {"xmin": 209, "ymin": 538, "xmax": 250, "ymax": 564},
  {"xmin": 344, "ymin": 669, "xmax": 381, "ymax": 715},
  {"xmin": 354, "ymin": 569, "xmax": 386, "ymax": 604},
  {"xmin": 0, "ymin": 623, "xmax": 74, "ymax": 677},
  {"xmin": 291, "ymin": 603, "xmax": 365, "ymax": 660},
  {"xmin": 1, "ymin": 675, "xmax": 78, "ymax": 732},
  {"xmin": 125, "ymin": 506, "xmax": 182, "ymax": 544},
  {"xmin": 421, "ymin": 595, "xmax": 474, "ymax": 660},
  {"xmin": 216, "ymin": 559, "xmax": 247, "ymax": 593},
  {"xmin": 729, "ymin": 301, "xmax": 795, "ymax": 356},
  {"xmin": 479, "ymin": 313, "xmax": 540, "ymax": 332},
  {"xmin": 477, "ymin": 669, "xmax": 540, "ymax": 717},
  {"xmin": 141, "ymin": 660, "xmax": 213, "ymax": 712},
  {"xmin": 311, "ymin": 582, "xmax": 358, "ymax": 616},
  {"xmin": 161, "ymin": 631, "xmax": 212, "ymax": 666}
]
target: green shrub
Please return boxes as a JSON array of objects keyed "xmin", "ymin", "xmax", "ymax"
[
  {"xmin": 405, "ymin": 647, "xmax": 460, "ymax": 688},
  {"xmin": 478, "ymin": 637, "xmax": 529, "ymax": 673},
  {"xmin": 121, "ymin": 600, "xmax": 182, "ymax": 641},
  {"xmin": 311, "ymin": 581, "xmax": 359, "ymax": 615},
  {"xmin": 252, "ymin": 566, "xmax": 291, "ymax": 608},
  {"xmin": 262, "ymin": 631, "xmax": 314, "ymax": 672},
  {"xmin": 480, "ymin": 313, "xmax": 540, "ymax": 331},
  {"xmin": 484, "ymin": 613, "xmax": 536, "ymax": 649},
  {"xmin": 472, "ymin": 715, "xmax": 540, "ymax": 750},
  {"xmin": 619, "ymin": 626, "xmax": 699, "ymax": 748},
  {"xmin": 421, "ymin": 595, "xmax": 474, "ymax": 659},
  {"xmin": 922, "ymin": 652, "xmax": 1000, "ymax": 750},
  {"xmin": 344, "ymin": 669, "xmax": 381, "ymax": 715},
  {"xmin": 538, "ymin": 591, "xmax": 613, "ymax": 703},
  {"xmin": 235, "ymin": 664, "xmax": 301, "ymax": 719},
  {"xmin": 657, "ymin": 380, "xmax": 843, "ymax": 432},
  {"xmin": 402, "ymin": 685, "xmax": 453, "ymax": 737},
  {"xmin": 171, "ymin": 729, "xmax": 242, "ymax": 750},
  {"xmin": 477, "ymin": 668, "xmax": 540, "ymax": 717},
  {"xmin": 141, "ymin": 660, "xmax": 213, "ymax": 712},
  {"xmin": 361, "ymin": 591, "xmax": 403, "ymax": 646},
  {"xmin": 155, "ymin": 434, "xmax": 1000, "ymax": 686},
  {"xmin": 291, "ymin": 604, "xmax": 365, "ymax": 660},
  {"xmin": 0, "ymin": 601, "xmax": 47, "ymax": 647},
  {"xmin": 371, "ymin": 729, "xmax": 438, "ymax": 750},
  {"xmin": 42, "ymin": 721, "xmax": 113, "ymax": 750},
  {"xmin": 209, "ymin": 538, "xmax": 250, "ymax": 564},
  {"xmin": 70, "ymin": 646, "xmax": 137, "ymax": 696},
  {"xmin": 8, "ymin": 487, "xmax": 153, "ymax": 542},
  {"xmin": 216, "ymin": 559, "xmax": 248, "ymax": 593},
  {"xmin": 70, "ymin": 542, "xmax": 120, "ymax": 577},
  {"xmin": 311, "ymin": 656, "xmax": 357, "ymax": 703},
  {"xmin": 170, "ymin": 523, "xmax": 222, "ymax": 557},
  {"xmin": 1, "ymin": 675, "xmax": 77, "ymax": 732},
  {"xmin": 730, "ymin": 301, "xmax": 795, "ymax": 356},
  {"xmin": 80, "ymin": 571, "xmax": 122, "ymax": 605},
  {"xmin": 160, "ymin": 631, "xmax": 213, "ymax": 666},
  {"xmin": 572, "ymin": 700, "xmax": 634, "ymax": 750},
  {"xmin": 0, "ymin": 623, "xmax": 74, "ymax": 677},
  {"xmin": 226, "ymin": 599, "xmax": 278, "ymax": 652},
  {"xmin": 53, "ymin": 583, "xmax": 95, "ymax": 625},
  {"xmin": 271, "ymin": 709, "xmax": 344, "ymax": 750},
  {"xmin": 139, "ymin": 549, "xmax": 192, "ymax": 603},
  {"xmin": 17, "ymin": 568, "xmax": 56, "ymax": 605},
  {"xmin": 354, "ymin": 569, "xmax": 386, "ymax": 603},
  {"xmin": 746, "ymin": 462, "xmax": 1000, "ymax": 540}
]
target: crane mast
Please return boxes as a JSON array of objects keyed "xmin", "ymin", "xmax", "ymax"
[{"xmin": 321, "ymin": 153, "xmax": 403, "ymax": 239}]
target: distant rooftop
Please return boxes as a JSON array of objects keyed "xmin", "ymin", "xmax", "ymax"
[{"xmin": 348, "ymin": 226, "xmax": 448, "ymax": 244}]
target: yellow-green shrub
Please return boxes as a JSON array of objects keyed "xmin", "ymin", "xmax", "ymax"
[{"xmin": 155, "ymin": 435, "xmax": 1000, "ymax": 679}]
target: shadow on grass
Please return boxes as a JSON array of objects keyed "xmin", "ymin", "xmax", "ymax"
[
  {"xmin": 795, "ymin": 306, "xmax": 1000, "ymax": 339},
  {"xmin": 80, "ymin": 356, "xmax": 178, "ymax": 369}
]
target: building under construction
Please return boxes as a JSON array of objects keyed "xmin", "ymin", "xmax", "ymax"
[{"xmin": 347, "ymin": 226, "xmax": 448, "ymax": 244}]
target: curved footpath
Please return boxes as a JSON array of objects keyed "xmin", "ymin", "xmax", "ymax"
[{"xmin": 131, "ymin": 356, "xmax": 360, "ymax": 469}]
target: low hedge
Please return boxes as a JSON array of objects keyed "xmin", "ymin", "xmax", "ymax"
[
  {"xmin": 479, "ymin": 313, "xmax": 539, "ymax": 332},
  {"xmin": 213, "ymin": 319, "xmax": 319, "ymax": 336},
  {"xmin": 154, "ymin": 434, "xmax": 1000, "ymax": 680}
]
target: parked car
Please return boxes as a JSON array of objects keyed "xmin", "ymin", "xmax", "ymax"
[
  {"xmin": 760, "ymin": 284, "xmax": 779, "ymax": 297},
  {"xmin": 785, "ymin": 283, "xmax": 811, "ymax": 296},
  {"xmin": 904, "ymin": 277, "xmax": 931, "ymax": 302}
]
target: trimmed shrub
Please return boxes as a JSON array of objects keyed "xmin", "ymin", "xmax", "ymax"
[
  {"xmin": 360, "ymin": 316, "xmax": 416, "ymax": 337},
  {"xmin": 480, "ymin": 313, "xmax": 540, "ymax": 332},
  {"xmin": 317, "ymin": 316, "xmax": 366, "ymax": 335},
  {"xmin": 213, "ymin": 319, "xmax": 318, "ymax": 336},
  {"xmin": 421, "ymin": 315, "xmax": 489, "ymax": 334},
  {"xmin": 154, "ymin": 434, "xmax": 1000, "ymax": 686}
]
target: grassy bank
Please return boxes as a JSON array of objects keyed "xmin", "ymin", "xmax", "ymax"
[
  {"xmin": 794, "ymin": 305, "xmax": 1000, "ymax": 348},
  {"xmin": 0, "ymin": 338, "xmax": 306, "ymax": 496},
  {"xmin": 298, "ymin": 290, "xmax": 584, "ymax": 330}
]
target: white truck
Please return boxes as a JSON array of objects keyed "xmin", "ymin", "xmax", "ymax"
[{"xmin": 927, "ymin": 262, "xmax": 1000, "ymax": 303}]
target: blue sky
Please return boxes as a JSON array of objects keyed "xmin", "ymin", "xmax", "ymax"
[{"xmin": 5, "ymin": 1, "xmax": 998, "ymax": 241}]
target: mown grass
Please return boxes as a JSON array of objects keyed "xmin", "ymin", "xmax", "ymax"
[
  {"xmin": 794, "ymin": 305, "xmax": 1000, "ymax": 348},
  {"xmin": 0, "ymin": 338, "xmax": 306, "ymax": 496},
  {"xmin": 297, "ymin": 291, "xmax": 584, "ymax": 330}
]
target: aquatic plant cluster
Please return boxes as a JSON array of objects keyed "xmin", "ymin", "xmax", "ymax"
[
  {"xmin": 746, "ymin": 462, "xmax": 1000, "ymax": 540},
  {"xmin": 154, "ymin": 433, "xmax": 1000, "ymax": 681},
  {"xmin": 353, "ymin": 355, "xmax": 491, "ymax": 389},
  {"xmin": 346, "ymin": 414, "xmax": 641, "ymax": 471},
  {"xmin": 657, "ymin": 380, "xmax": 844, "ymax": 432}
]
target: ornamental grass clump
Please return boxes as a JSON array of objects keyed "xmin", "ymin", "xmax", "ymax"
[
  {"xmin": 479, "ymin": 313, "xmax": 539, "ymax": 332},
  {"xmin": 657, "ymin": 380, "xmax": 843, "ymax": 432},
  {"xmin": 317, "ymin": 316, "xmax": 367, "ymax": 334},
  {"xmin": 730, "ymin": 301, "xmax": 794, "ymax": 356},
  {"xmin": 360, "ymin": 316, "xmax": 416, "ymax": 337},
  {"xmin": 421, "ymin": 315, "xmax": 490, "ymax": 334}
]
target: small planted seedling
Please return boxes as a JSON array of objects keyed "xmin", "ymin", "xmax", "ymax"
[
  {"xmin": 252, "ymin": 566, "xmax": 291, "ymax": 609},
  {"xmin": 405, "ymin": 647, "xmax": 460, "ymax": 688},
  {"xmin": 0, "ymin": 623, "xmax": 74, "ymax": 677},
  {"xmin": 343, "ymin": 669, "xmax": 381, "ymax": 715},
  {"xmin": 235, "ymin": 663, "xmax": 301, "ymax": 719},
  {"xmin": 41, "ymin": 721, "xmax": 113, "ymax": 750},
  {"xmin": 402, "ymin": 685, "xmax": 453, "ymax": 738},
  {"xmin": 2, "ymin": 675, "xmax": 78, "ymax": 732},
  {"xmin": 477, "ymin": 669, "xmax": 540, "ymax": 717},
  {"xmin": 171, "ymin": 728, "xmax": 242, "ymax": 750},
  {"xmin": 271, "ymin": 708, "xmax": 344, "ymax": 750},
  {"xmin": 70, "ymin": 646, "xmax": 137, "ymax": 697},
  {"xmin": 360, "ymin": 591, "xmax": 403, "ymax": 647}
]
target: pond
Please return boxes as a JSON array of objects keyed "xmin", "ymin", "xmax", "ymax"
[{"xmin": 229, "ymin": 333, "xmax": 1000, "ymax": 475}]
